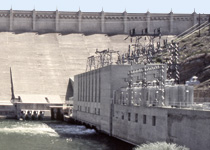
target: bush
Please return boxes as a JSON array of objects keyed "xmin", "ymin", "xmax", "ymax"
[
  {"xmin": 134, "ymin": 142, "xmax": 189, "ymax": 150},
  {"xmin": 192, "ymin": 42, "xmax": 200, "ymax": 47}
]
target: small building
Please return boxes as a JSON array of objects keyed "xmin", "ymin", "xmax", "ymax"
[{"xmin": 13, "ymin": 94, "xmax": 63, "ymax": 119}]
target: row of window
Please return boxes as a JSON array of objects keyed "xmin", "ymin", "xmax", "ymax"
[
  {"xmin": 78, "ymin": 71, "xmax": 101, "ymax": 103},
  {"xmin": 117, "ymin": 112, "xmax": 156, "ymax": 126},
  {"xmin": 77, "ymin": 105, "xmax": 100, "ymax": 115}
]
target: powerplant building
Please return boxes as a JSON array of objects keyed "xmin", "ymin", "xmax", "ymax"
[{"xmin": 73, "ymin": 64, "xmax": 210, "ymax": 150}]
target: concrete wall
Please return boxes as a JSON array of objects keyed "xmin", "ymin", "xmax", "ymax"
[
  {"xmin": 16, "ymin": 103, "xmax": 49, "ymax": 110},
  {"xmin": 167, "ymin": 109, "xmax": 210, "ymax": 150},
  {"xmin": 0, "ymin": 9, "xmax": 209, "ymax": 35},
  {"xmin": 112, "ymin": 105, "xmax": 210, "ymax": 150},
  {"xmin": 112, "ymin": 105, "xmax": 168, "ymax": 144},
  {"xmin": 0, "ymin": 105, "xmax": 15, "ymax": 118}
]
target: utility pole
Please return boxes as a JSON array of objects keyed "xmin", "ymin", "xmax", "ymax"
[
  {"xmin": 10, "ymin": 67, "xmax": 15, "ymax": 100},
  {"xmin": 199, "ymin": 13, "xmax": 201, "ymax": 37}
]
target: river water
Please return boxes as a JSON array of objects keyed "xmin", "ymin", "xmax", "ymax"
[{"xmin": 0, "ymin": 120, "xmax": 134, "ymax": 150}]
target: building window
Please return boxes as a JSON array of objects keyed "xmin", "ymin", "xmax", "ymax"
[
  {"xmin": 95, "ymin": 108, "xmax": 97, "ymax": 114},
  {"xmin": 80, "ymin": 106, "xmax": 82, "ymax": 111},
  {"xmin": 98, "ymin": 108, "xmax": 100, "ymax": 115},
  {"xmin": 143, "ymin": 115, "xmax": 146, "ymax": 124},
  {"xmin": 88, "ymin": 107, "xmax": 90, "ymax": 113},
  {"xmin": 78, "ymin": 105, "xmax": 79, "ymax": 111},
  {"xmin": 85, "ymin": 107, "xmax": 87, "ymax": 112},
  {"xmin": 95, "ymin": 71, "xmax": 97, "ymax": 102},
  {"xmin": 92, "ymin": 72, "xmax": 94, "ymax": 102},
  {"xmin": 128, "ymin": 112, "xmax": 131, "ymax": 121},
  {"xmin": 135, "ymin": 113, "xmax": 138, "ymax": 122},
  {"xmin": 98, "ymin": 71, "xmax": 101, "ymax": 103},
  {"xmin": 122, "ymin": 113, "xmax": 124, "ymax": 120},
  {"xmin": 152, "ymin": 116, "xmax": 156, "ymax": 126}
]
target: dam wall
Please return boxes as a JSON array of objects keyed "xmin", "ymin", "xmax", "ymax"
[
  {"xmin": 0, "ymin": 30, "xmax": 173, "ymax": 102},
  {"xmin": 0, "ymin": 33, "xmax": 134, "ymax": 101},
  {"xmin": 0, "ymin": 9, "xmax": 209, "ymax": 35},
  {"xmin": 167, "ymin": 109, "xmax": 210, "ymax": 150}
]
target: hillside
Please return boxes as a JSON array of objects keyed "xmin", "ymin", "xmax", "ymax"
[{"xmin": 177, "ymin": 26, "xmax": 210, "ymax": 89}]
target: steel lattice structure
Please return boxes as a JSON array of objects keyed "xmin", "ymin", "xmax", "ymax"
[{"xmin": 86, "ymin": 49, "xmax": 120, "ymax": 72}]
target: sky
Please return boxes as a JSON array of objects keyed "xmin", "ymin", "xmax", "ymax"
[{"xmin": 0, "ymin": 0, "xmax": 209, "ymax": 14}]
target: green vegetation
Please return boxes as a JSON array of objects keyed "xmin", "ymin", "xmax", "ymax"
[{"xmin": 135, "ymin": 142, "xmax": 189, "ymax": 150}]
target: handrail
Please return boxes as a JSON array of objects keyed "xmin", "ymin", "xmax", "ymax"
[
  {"xmin": 175, "ymin": 21, "xmax": 209, "ymax": 42},
  {"xmin": 175, "ymin": 23, "xmax": 199, "ymax": 38}
]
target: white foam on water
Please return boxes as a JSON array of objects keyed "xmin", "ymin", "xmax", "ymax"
[
  {"xmin": 0, "ymin": 121, "xmax": 96, "ymax": 137},
  {"xmin": 66, "ymin": 138, "xmax": 73, "ymax": 143},
  {"xmin": 0, "ymin": 122, "xmax": 59, "ymax": 137},
  {"xmin": 52, "ymin": 124, "xmax": 96, "ymax": 135}
]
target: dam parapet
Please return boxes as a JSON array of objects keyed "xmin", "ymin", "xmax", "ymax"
[{"xmin": 0, "ymin": 9, "xmax": 208, "ymax": 35}]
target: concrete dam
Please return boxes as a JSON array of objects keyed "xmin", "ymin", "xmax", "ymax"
[
  {"xmin": 0, "ymin": 10, "xmax": 209, "ymax": 102},
  {"xmin": 0, "ymin": 9, "xmax": 210, "ymax": 150},
  {"xmin": 0, "ymin": 32, "xmax": 135, "ymax": 101}
]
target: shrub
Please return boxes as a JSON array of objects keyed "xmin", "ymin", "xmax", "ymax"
[{"xmin": 134, "ymin": 142, "xmax": 189, "ymax": 150}]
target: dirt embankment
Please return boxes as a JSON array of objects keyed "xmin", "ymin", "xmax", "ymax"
[{"xmin": 178, "ymin": 26, "xmax": 210, "ymax": 89}]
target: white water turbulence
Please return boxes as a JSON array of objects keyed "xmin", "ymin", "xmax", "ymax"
[
  {"xmin": 135, "ymin": 142, "xmax": 189, "ymax": 150},
  {"xmin": 50, "ymin": 124, "xmax": 96, "ymax": 135},
  {"xmin": 0, "ymin": 120, "xmax": 134, "ymax": 150},
  {"xmin": 0, "ymin": 121, "xmax": 96, "ymax": 137},
  {"xmin": 0, "ymin": 121, "xmax": 59, "ymax": 137}
]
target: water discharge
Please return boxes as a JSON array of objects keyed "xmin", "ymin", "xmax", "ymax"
[
  {"xmin": 0, "ymin": 120, "xmax": 134, "ymax": 150},
  {"xmin": 0, "ymin": 122, "xmax": 59, "ymax": 137}
]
